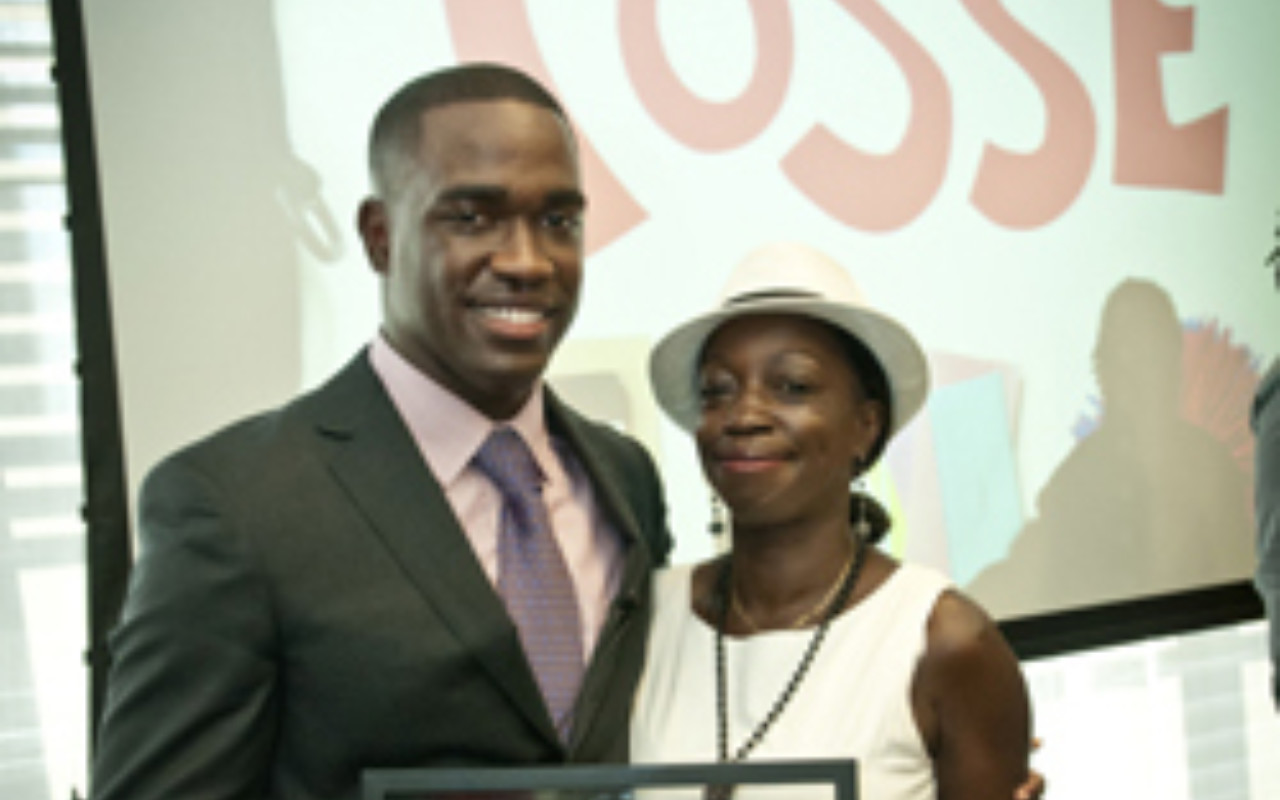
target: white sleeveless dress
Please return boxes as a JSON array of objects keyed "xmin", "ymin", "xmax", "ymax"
[{"xmin": 630, "ymin": 562, "xmax": 949, "ymax": 800}]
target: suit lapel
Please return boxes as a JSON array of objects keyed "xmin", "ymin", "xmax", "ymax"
[
  {"xmin": 545, "ymin": 392, "xmax": 655, "ymax": 749},
  {"xmin": 545, "ymin": 392, "xmax": 646, "ymax": 551},
  {"xmin": 308, "ymin": 355, "xmax": 558, "ymax": 743}
]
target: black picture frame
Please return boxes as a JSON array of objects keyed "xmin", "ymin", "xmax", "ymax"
[{"xmin": 362, "ymin": 760, "xmax": 858, "ymax": 800}]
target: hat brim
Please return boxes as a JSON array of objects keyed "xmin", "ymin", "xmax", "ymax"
[{"xmin": 649, "ymin": 296, "xmax": 930, "ymax": 439}]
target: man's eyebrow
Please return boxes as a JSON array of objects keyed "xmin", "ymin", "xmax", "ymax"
[
  {"xmin": 433, "ymin": 185, "xmax": 587, "ymax": 210},
  {"xmin": 434, "ymin": 185, "xmax": 507, "ymax": 205},
  {"xmin": 545, "ymin": 188, "xmax": 587, "ymax": 210}
]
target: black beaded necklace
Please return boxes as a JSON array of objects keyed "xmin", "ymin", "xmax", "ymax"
[{"xmin": 705, "ymin": 533, "xmax": 869, "ymax": 800}]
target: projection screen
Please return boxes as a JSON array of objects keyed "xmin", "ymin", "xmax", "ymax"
[{"xmin": 83, "ymin": 0, "xmax": 1280, "ymax": 628}]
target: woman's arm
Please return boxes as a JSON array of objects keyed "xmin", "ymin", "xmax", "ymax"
[{"xmin": 911, "ymin": 589, "xmax": 1033, "ymax": 800}]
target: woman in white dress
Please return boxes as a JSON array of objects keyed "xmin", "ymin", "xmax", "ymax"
[{"xmin": 632, "ymin": 243, "xmax": 1033, "ymax": 800}]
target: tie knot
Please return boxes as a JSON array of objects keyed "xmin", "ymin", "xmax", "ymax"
[{"xmin": 473, "ymin": 427, "xmax": 543, "ymax": 496}]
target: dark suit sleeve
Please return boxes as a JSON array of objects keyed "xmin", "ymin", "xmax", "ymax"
[{"xmin": 91, "ymin": 452, "xmax": 279, "ymax": 800}]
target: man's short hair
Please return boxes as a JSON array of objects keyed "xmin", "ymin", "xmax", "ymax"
[{"xmin": 368, "ymin": 63, "xmax": 570, "ymax": 200}]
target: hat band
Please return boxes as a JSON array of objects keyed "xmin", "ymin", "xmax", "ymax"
[{"xmin": 724, "ymin": 288, "xmax": 821, "ymax": 307}]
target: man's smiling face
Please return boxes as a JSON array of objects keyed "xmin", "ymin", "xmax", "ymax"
[{"xmin": 362, "ymin": 98, "xmax": 584, "ymax": 420}]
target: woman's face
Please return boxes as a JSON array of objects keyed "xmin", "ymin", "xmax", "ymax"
[{"xmin": 695, "ymin": 314, "xmax": 885, "ymax": 529}]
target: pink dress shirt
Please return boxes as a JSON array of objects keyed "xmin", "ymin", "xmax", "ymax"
[{"xmin": 369, "ymin": 335, "xmax": 624, "ymax": 659}]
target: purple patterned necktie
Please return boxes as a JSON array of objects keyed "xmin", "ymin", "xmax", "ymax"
[{"xmin": 473, "ymin": 426, "xmax": 584, "ymax": 740}]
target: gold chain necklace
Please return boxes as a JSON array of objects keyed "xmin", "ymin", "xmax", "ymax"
[{"xmin": 729, "ymin": 547, "xmax": 857, "ymax": 632}]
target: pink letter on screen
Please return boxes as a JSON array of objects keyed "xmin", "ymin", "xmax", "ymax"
[
  {"xmin": 619, "ymin": 0, "xmax": 793, "ymax": 151},
  {"xmin": 445, "ymin": 0, "xmax": 648, "ymax": 254},
  {"xmin": 964, "ymin": 0, "xmax": 1096, "ymax": 229},
  {"xmin": 1113, "ymin": 0, "xmax": 1227, "ymax": 193},
  {"xmin": 782, "ymin": 0, "xmax": 951, "ymax": 232}
]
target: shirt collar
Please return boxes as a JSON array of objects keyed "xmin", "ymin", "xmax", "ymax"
[{"xmin": 369, "ymin": 334, "xmax": 559, "ymax": 487}]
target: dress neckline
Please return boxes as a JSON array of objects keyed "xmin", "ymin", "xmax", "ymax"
[{"xmin": 682, "ymin": 560, "xmax": 907, "ymax": 641}]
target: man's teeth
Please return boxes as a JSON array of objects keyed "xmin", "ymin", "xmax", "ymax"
[{"xmin": 483, "ymin": 307, "xmax": 544, "ymax": 324}]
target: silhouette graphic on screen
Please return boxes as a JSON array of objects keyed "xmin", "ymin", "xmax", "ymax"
[{"xmin": 968, "ymin": 278, "xmax": 1253, "ymax": 616}]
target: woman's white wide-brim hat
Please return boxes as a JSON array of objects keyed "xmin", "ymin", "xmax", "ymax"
[{"xmin": 649, "ymin": 242, "xmax": 930, "ymax": 437}]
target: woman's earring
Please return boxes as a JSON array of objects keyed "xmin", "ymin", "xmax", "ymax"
[
  {"xmin": 854, "ymin": 492, "xmax": 871, "ymax": 541},
  {"xmin": 852, "ymin": 455, "xmax": 871, "ymax": 540},
  {"xmin": 709, "ymin": 491, "xmax": 727, "ymax": 537}
]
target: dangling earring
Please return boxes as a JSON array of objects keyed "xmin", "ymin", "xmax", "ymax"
[
  {"xmin": 852, "ymin": 456, "xmax": 871, "ymax": 541},
  {"xmin": 709, "ymin": 491, "xmax": 727, "ymax": 537},
  {"xmin": 853, "ymin": 493, "xmax": 871, "ymax": 541}
]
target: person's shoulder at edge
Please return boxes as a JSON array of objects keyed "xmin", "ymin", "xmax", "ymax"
[
  {"xmin": 546, "ymin": 390, "xmax": 650, "ymax": 461},
  {"xmin": 1255, "ymin": 357, "xmax": 1280, "ymax": 424},
  {"xmin": 141, "ymin": 350, "xmax": 374, "ymax": 483}
]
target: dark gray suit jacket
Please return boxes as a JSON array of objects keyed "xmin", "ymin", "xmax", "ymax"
[{"xmin": 90, "ymin": 352, "xmax": 672, "ymax": 800}]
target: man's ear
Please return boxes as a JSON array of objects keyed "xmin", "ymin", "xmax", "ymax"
[{"xmin": 357, "ymin": 198, "xmax": 391, "ymax": 274}]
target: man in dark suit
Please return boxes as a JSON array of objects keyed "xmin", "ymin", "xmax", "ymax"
[{"xmin": 89, "ymin": 63, "xmax": 672, "ymax": 800}]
